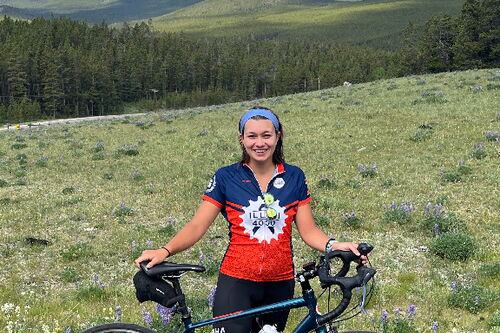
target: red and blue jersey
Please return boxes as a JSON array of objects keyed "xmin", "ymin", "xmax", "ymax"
[{"xmin": 202, "ymin": 162, "xmax": 311, "ymax": 282}]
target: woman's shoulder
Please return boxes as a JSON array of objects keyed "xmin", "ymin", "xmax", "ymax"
[
  {"xmin": 283, "ymin": 163, "xmax": 306, "ymax": 175},
  {"xmin": 214, "ymin": 162, "xmax": 243, "ymax": 175}
]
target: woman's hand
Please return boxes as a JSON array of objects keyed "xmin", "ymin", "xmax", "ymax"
[
  {"xmin": 332, "ymin": 242, "xmax": 369, "ymax": 265},
  {"xmin": 134, "ymin": 248, "xmax": 169, "ymax": 269}
]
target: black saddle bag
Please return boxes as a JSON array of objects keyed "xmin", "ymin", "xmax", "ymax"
[{"xmin": 133, "ymin": 270, "xmax": 183, "ymax": 308}]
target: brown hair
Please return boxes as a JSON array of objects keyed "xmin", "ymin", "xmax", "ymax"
[{"xmin": 239, "ymin": 107, "xmax": 285, "ymax": 165}]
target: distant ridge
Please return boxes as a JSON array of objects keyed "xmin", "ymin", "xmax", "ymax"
[{"xmin": 0, "ymin": 0, "xmax": 202, "ymax": 24}]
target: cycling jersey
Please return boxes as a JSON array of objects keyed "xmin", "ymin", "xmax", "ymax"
[{"xmin": 202, "ymin": 162, "xmax": 311, "ymax": 282}]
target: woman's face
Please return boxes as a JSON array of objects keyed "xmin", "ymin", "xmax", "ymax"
[{"xmin": 240, "ymin": 119, "xmax": 280, "ymax": 165}]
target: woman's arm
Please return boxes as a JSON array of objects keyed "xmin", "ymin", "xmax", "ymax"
[
  {"xmin": 134, "ymin": 200, "xmax": 221, "ymax": 268},
  {"xmin": 295, "ymin": 203, "xmax": 367, "ymax": 263}
]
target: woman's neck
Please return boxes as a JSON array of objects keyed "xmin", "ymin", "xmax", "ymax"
[{"xmin": 247, "ymin": 160, "xmax": 275, "ymax": 176}]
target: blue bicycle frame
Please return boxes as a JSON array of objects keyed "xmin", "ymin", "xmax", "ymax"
[{"xmin": 173, "ymin": 274, "xmax": 327, "ymax": 333}]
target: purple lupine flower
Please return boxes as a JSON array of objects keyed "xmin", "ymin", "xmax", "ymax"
[
  {"xmin": 390, "ymin": 202, "xmax": 396, "ymax": 210},
  {"xmin": 93, "ymin": 274, "xmax": 100, "ymax": 283},
  {"xmin": 199, "ymin": 252, "xmax": 205, "ymax": 264},
  {"xmin": 351, "ymin": 211, "xmax": 356, "ymax": 217},
  {"xmin": 393, "ymin": 308, "xmax": 401, "ymax": 317},
  {"xmin": 381, "ymin": 310, "xmax": 389, "ymax": 323},
  {"xmin": 208, "ymin": 287, "xmax": 217, "ymax": 308},
  {"xmin": 434, "ymin": 204, "xmax": 442, "ymax": 215},
  {"xmin": 156, "ymin": 303, "xmax": 173, "ymax": 325},
  {"xmin": 142, "ymin": 308, "xmax": 153, "ymax": 326},
  {"xmin": 432, "ymin": 322, "xmax": 439, "ymax": 333},
  {"xmin": 132, "ymin": 169, "xmax": 140, "ymax": 178},
  {"xmin": 474, "ymin": 296, "xmax": 479, "ymax": 305},
  {"xmin": 450, "ymin": 282, "xmax": 457, "ymax": 292},
  {"xmin": 407, "ymin": 304, "xmax": 417, "ymax": 319},
  {"xmin": 65, "ymin": 328, "xmax": 72, "ymax": 333},
  {"xmin": 425, "ymin": 202, "xmax": 432, "ymax": 216},
  {"xmin": 434, "ymin": 224, "xmax": 440, "ymax": 236},
  {"xmin": 115, "ymin": 306, "xmax": 122, "ymax": 322},
  {"xmin": 132, "ymin": 241, "xmax": 137, "ymax": 249},
  {"xmin": 372, "ymin": 162, "xmax": 377, "ymax": 170},
  {"xmin": 167, "ymin": 216, "xmax": 175, "ymax": 225},
  {"xmin": 119, "ymin": 203, "xmax": 126, "ymax": 209}
]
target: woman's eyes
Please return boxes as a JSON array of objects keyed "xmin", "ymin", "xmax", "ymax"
[{"xmin": 247, "ymin": 133, "xmax": 272, "ymax": 139}]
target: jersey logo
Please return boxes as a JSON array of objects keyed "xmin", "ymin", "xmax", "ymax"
[
  {"xmin": 239, "ymin": 196, "xmax": 286, "ymax": 243},
  {"xmin": 273, "ymin": 177, "xmax": 285, "ymax": 189},
  {"xmin": 206, "ymin": 175, "xmax": 216, "ymax": 193}
]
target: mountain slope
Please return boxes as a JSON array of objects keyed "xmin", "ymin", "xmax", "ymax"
[
  {"xmin": 0, "ymin": 0, "xmax": 202, "ymax": 24},
  {"xmin": 153, "ymin": 0, "xmax": 465, "ymax": 49}
]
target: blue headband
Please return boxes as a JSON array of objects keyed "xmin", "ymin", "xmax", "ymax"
[{"xmin": 239, "ymin": 108, "xmax": 280, "ymax": 133}]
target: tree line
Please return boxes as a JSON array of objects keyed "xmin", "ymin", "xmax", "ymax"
[{"xmin": 0, "ymin": 0, "xmax": 498, "ymax": 124}]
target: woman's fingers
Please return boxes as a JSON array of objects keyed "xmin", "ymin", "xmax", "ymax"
[{"xmin": 134, "ymin": 249, "xmax": 167, "ymax": 268}]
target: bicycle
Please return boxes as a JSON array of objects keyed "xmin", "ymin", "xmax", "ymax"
[{"xmin": 83, "ymin": 243, "xmax": 377, "ymax": 333}]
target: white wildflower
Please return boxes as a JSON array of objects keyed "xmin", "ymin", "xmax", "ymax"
[{"xmin": 1, "ymin": 303, "xmax": 15, "ymax": 313}]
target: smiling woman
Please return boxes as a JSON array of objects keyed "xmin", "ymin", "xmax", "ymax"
[{"xmin": 134, "ymin": 106, "xmax": 367, "ymax": 332}]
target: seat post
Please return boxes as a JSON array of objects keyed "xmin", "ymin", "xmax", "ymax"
[{"xmin": 170, "ymin": 278, "xmax": 190, "ymax": 318}]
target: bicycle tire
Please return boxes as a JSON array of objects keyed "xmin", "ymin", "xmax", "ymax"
[{"xmin": 81, "ymin": 323, "xmax": 157, "ymax": 333}]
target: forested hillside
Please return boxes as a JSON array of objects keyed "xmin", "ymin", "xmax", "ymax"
[{"xmin": 0, "ymin": 0, "xmax": 498, "ymax": 124}]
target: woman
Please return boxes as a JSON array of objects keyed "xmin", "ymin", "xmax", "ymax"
[{"xmin": 135, "ymin": 107, "xmax": 367, "ymax": 332}]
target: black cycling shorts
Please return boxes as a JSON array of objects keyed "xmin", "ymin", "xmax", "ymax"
[{"xmin": 212, "ymin": 273, "xmax": 295, "ymax": 333}]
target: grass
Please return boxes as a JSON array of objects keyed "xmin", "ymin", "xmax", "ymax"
[
  {"xmin": 151, "ymin": 0, "xmax": 466, "ymax": 49},
  {"xmin": 0, "ymin": 69, "xmax": 499, "ymax": 332}
]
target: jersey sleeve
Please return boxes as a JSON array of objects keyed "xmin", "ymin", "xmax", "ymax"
[
  {"xmin": 297, "ymin": 169, "xmax": 312, "ymax": 206},
  {"xmin": 202, "ymin": 169, "xmax": 225, "ymax": 208}
]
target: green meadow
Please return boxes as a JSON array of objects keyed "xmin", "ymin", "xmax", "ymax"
[
  {"xmin": 152, "ymin": 0, "xmax": 465, "ymax": 49},
  {"xmin": 0, "ymin": 69, "xmax": 499, "ymax": 332}
]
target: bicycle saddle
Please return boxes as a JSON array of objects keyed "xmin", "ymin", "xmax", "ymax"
[{"xmin": 140, "ymin": 261, "xmax": 205, "ymax": 278}]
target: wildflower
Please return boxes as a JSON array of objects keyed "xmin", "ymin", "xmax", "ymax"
[
  {"xmin": 407, "ymin": 304, "xmax": 417, "ymax": 319},
  {"xmin": 208, "ymin": 287, "xmax": 217, "ymax": 308},
  {"xmin": 132, "ymin": 241, "xmax": 137, "ymax": 249},
  {"xmin": 92, "ymin": 274, "xmax": 100, "ymax": 283},
  {"xmin": 146, "ymin": 240, "xmax": 153, "ymax": 248},
  {"xmin": 55, "ymin": 328, "xmax": 62, "ymax": 332},
  {"xmin": 115, "ymin": 306, "xmax": 122, "ymax": 322},
  {"xmin": 434, "ymin": 224, "xmax": 440, "ymax": 236},
  {"xmin": 485, "ymin": 130, "xmax": 499, "ymax": 142},
  {"xmin": 393, "ymin": 308, "xmax": 401, "ymax": 317},
  {"xmin": 199, "ymin": 252, "xmax": 205, "ymax": 265},
  {"xmin": 432, "ymin": 322, "xmax": 439, "ymax": 333},
  {"xmin": 451, "ymin": 282, "xmax": 457, "ymax": 292},
  {"xmin": 474, "ymin": 296, "xmax": 479, "ymax": 305},
  {"xmin": 1, "ymin": 303, "xmax": 15, "ymax": 312},
  {"xmin": 65, "ymin": 328, "xmax": 72, "ymax": 333},
  {"xmin": 156, "ymin": 303, "xmax": 173, "ymax": 325},
  {"xmin": 15, "ymin": 124, "xmax": 20, "ymax": 129},
  {"xmin": 142, "ymin": 308, "xmax": 153, "ymax": 326},
  {"xmin": 381, "ymin": 309, "xmax": 389, "ymax": 323}
]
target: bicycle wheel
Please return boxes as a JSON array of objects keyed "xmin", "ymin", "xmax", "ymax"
[{"xmin": 81, "ymin": 323, "xmax": 157, "ymax": 333}]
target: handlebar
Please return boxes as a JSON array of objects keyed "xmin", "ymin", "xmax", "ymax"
[{"xmin": 316, "ymin": 243, "xmax": 376, "ymax": 326}]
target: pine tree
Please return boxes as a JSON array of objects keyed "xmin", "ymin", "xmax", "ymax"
[
  {"xmin": 397, "ymin": 22, "xmax": 422, "ymax": 75},
  {"xmin": 452, "ymin": 0, "xmax": 484, "ymax": 69},
  {"xmin": 420, "ymin": 15, "xmax": 456, "ymax": 73}
]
